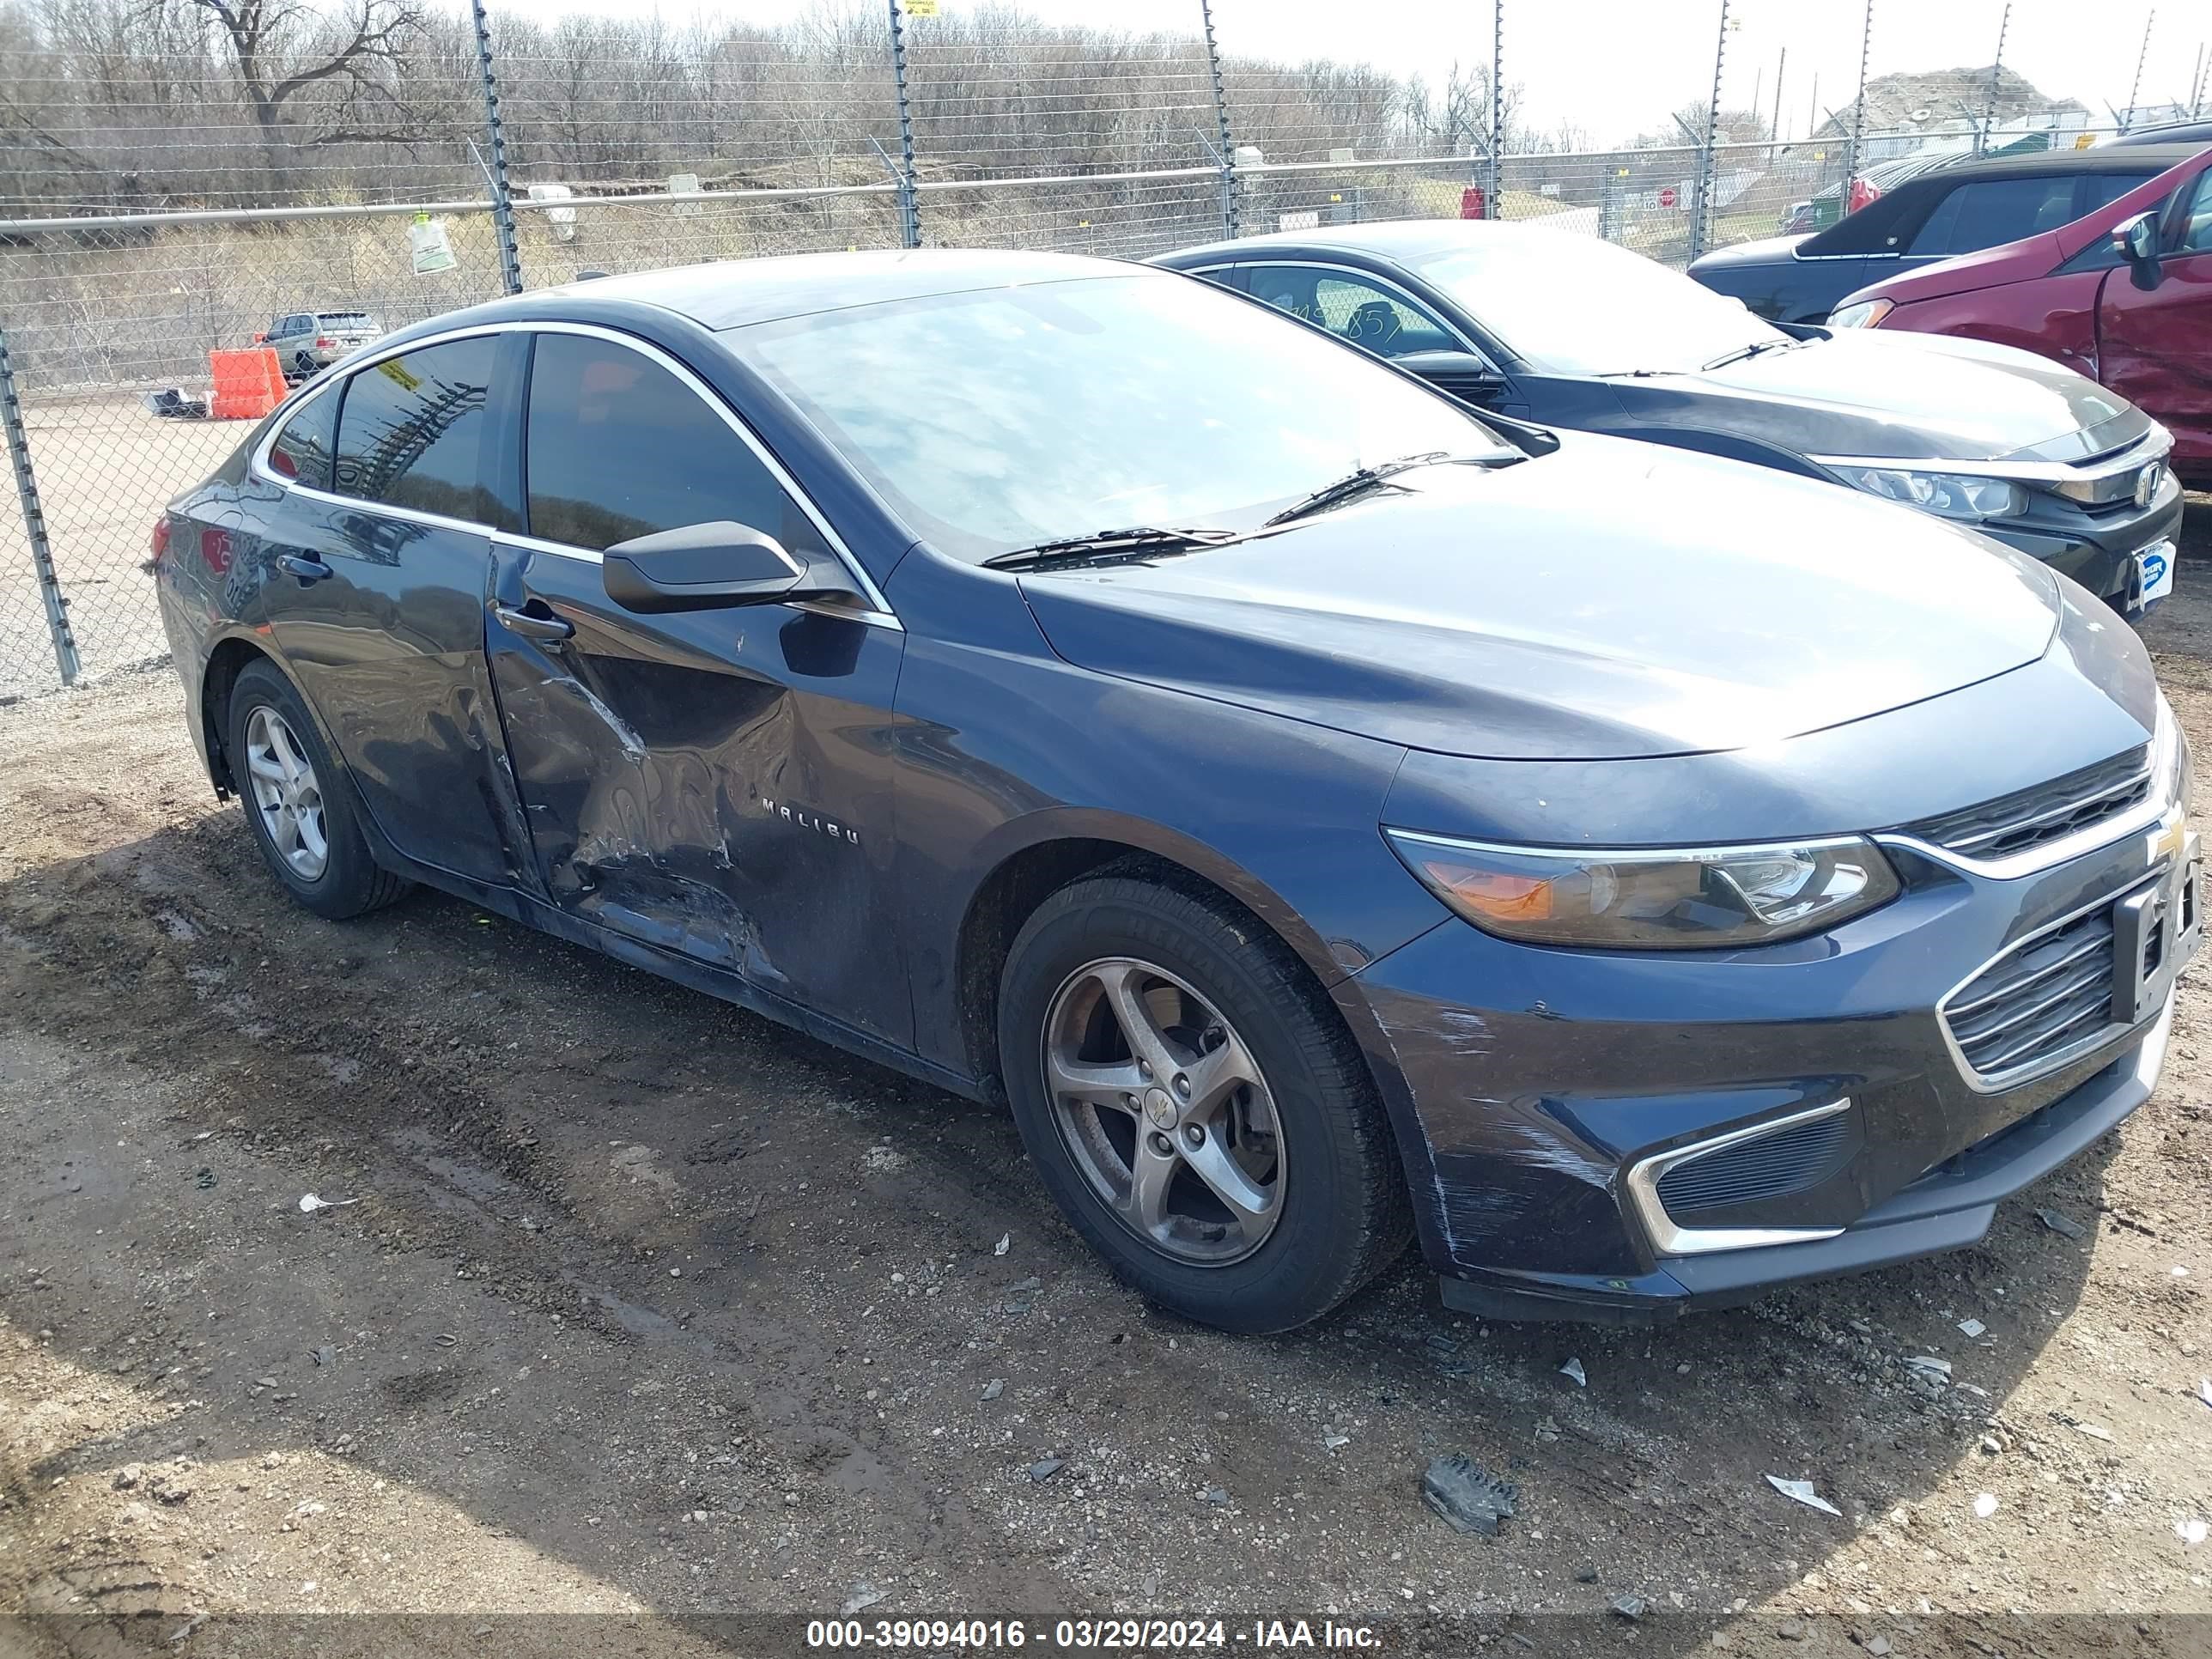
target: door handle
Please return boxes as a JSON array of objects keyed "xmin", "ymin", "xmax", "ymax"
[
  {"xmin": 274, "ymin": 552, "xmax": 332, "ymax": 585},
  {"xmin": 494, "ymin": 601, "xmax": 575, "ymax": 643}
]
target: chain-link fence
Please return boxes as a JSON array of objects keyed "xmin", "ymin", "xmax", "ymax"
[{"xmin": 0, "ymin": 0, "xmax": 2202, "ymax": 696}]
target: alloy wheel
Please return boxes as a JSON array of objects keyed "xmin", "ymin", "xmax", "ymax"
[
  {"xmin": 242, "ymin": 704, "xmax": 329, "ymax": 881},
  {"xmin": 1040, "ymin": 956, "xmax": 1286, "ymax": 1265}
]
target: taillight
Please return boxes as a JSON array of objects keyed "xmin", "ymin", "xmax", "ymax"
[
  {"xmin": 150, "ymin": 517, "xmax": 171, "ymax": 560},
  {"xmin": 315, "ymin": 337, "xmax": 333, "ymax": 349}
]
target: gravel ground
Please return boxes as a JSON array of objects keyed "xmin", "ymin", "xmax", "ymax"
[{"xmin": 3, "ymin": 502, "xmax": 2211, "ymax": 1659}]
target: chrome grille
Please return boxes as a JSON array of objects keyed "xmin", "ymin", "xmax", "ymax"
[
  {"xmin": 1904, "ymin": 746, "xmax": 2151, "ymax": 862},
  {"xmin": 1942, "ymin": 908, "xmax": 2118, "ymax": 1086}
]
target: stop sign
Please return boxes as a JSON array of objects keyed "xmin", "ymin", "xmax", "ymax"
[{"xmin": 1657, "ymin": 185, "xmax": 1678, "ymax": 209}]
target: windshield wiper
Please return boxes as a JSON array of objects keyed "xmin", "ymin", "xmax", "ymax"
[
  {"xmin": 981, "ymin": 526, "xmax": 1241, "ymax": 572},
  {"xmin": 1261, "ymin": 451, "xmax": 1509, "ymax": 529},
  {"xmin": 1701, "ymin": 337, "xmax": 1799, "ymax": 371}
]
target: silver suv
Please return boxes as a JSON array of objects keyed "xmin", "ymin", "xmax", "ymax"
[{"xmin": 260, "ymin": 311, "xmax": 382, "ymax": 382}]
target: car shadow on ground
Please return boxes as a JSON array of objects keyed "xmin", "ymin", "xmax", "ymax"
[{"xmin": 0, "ymin": 773, "xmax": 2144, "ymax": 1656}]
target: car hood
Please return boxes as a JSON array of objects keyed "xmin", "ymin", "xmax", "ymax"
[
  {"xmin": 1613, "ymin": 330, "xmax": 2148, "ymax": 463},
  {"xmin": 1686, "ymin": 233, "xmax": 1810, "ymax": 272},
  {"xmin": 1018, "ymin": 435, "xmax": 2061, "ymax": 763}
]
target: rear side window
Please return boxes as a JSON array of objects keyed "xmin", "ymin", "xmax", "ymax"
[
  {"xmin": 267, "ymin": 391, "xmax": 339, "ymax": 491},
  {"xmin": 1909, "ymin": 175, "xmax": 2080, "ymax": 256},
  {"xmin": 523, "ymin": 332, "xmax": 823, "ymax": 556},
  {"xmin": 2082, "ymin": 171, "xmax": 2158, "ymax": 214},
  {"xmin": 331, "ymin": 337, "xmax": 497, "ymax": 522}
]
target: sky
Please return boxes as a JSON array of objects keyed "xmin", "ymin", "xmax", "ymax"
[{"xmin": 452, "ymin": 0, "xmax": 2208, "ymax": 148}]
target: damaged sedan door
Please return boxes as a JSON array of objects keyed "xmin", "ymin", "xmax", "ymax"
[{"xmin": 484, "ymin": 325, "xmax": 911, "ymax": 1044}]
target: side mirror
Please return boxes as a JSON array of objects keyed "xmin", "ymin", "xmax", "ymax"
[
  {"xmin": 603, "ymin": 520, "xmax": 853, "ymax": 613},
  {"xmin": 1394, "ymin": 349, "xmax": 1507, "ymax": 404},
  {"xmin": 2112, "ymin": 210, "xmax": 2163, "ymax": 288}
]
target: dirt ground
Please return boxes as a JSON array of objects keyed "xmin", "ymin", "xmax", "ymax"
[{"xmin": 3, "ymin": 507, "xmax": 2212, "ymax": 1659}]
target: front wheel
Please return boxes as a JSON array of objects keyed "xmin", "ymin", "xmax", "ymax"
[{"xmin": 997, "ymin": 872, "xmax": 1410, "ymax": 1333}]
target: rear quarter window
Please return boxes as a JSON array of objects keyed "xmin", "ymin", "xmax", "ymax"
[
  {"xmin": 266, "ymin": 391, "xmax": 338, "ymax": 492},
  {"xmin": 331, "ymin": 336, "xmax": 500, "ymax": 523}
]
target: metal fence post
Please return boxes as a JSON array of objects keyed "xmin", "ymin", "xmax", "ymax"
[
  {"xmin": 1844, "ymin": 0, "xmax": 1872, "ymax": 194},
  {"xmin": 469, "ymin": 0, "xmax": 523, "ymax": 295},
  {"xmin": 1200, "ymin": 0, "xmax": 1239, "ymax": 238},
  {"xmin": 0, "ymin": 327, "xmax": 79, "ymax": 689},
  {"xmin": 2124, "ymin": 10, "xmax": 2154, "ymax": 131},
  {"xmin": 1977, "ymin": 3, "xmax": 2010, "ymax": 156},
  {"xmin": 886, "ymin": 0, "xmax": 923, "ymax": 248},
  {"xmin": 1486, "ymin": 0, "xmax": 1504, "ymax": 219},
  {"xmin": 1689, "ymin": 0, "xmax": 1729, "ymax": 262}
]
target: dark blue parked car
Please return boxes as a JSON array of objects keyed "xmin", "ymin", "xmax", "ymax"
[
  {"xmin": 154, "ymin": 250, "xmax": 2197, "ymax": 1329},
  {"xmin": 1155, "ymin": 220, "xmax": 2184, "ymax": 617}
]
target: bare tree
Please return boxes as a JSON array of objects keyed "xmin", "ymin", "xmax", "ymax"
[{"xmin": 184, "ymin": 0, "xmax": 435, "ymax": 186}]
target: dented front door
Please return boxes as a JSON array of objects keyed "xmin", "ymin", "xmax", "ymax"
[
  {"xmin": 486, "ymin": 541, "xmax": 909, "ymax": 1042},
  {"xmin": 482, "ymin": 326, "xmax": 911, "ymax": 1044}
]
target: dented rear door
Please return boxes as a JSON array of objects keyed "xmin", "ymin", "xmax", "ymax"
[{"xmin": 484, "ymin": 327, "xmax": 911, "ymax": 1044}]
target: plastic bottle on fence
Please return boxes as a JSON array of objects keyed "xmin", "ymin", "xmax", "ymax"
[{"xmin": 410, "ymin": 211, "xmax": 457, "ymax": 276}]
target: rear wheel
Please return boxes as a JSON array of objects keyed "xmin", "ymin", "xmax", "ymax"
[
  {"xmin": 998, "ymin": 872, "xmax": 1410, "ymax": 1333},
  {"xmin": 227, "ymin": 659, "xmax": 408, "ymax": 920}
]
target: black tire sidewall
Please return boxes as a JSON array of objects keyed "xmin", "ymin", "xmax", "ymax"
[
  {"xmin": 999, "ymin": 882, "xmax": 1392, "ymax": 1333},
  {"xmin": 227, "ymin": 661, "xmax": 385, "ymax": 920}
]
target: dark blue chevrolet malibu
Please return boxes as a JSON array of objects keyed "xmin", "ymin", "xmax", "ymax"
[{"xmin": 153, "ymin": 249, "xmax": 2198, "ymax": 1331}]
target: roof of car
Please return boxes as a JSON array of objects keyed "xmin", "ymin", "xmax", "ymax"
[
  {"xmin": 1155, "ymin": 218, "xmax": 1595, "ymax": 267},
  {"xmin": 1912, "ymin": 140, "xmax": 2205, "ymax": 176},
  {"xmin": 529, "ymin": 247, "xmax": 1146, "ymax": 331}
]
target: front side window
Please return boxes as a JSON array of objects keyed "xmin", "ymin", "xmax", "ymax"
[
  {"xmin": 267, "ymin": 390, "xmax": 338, "ymax": 491},
  {"xmin": 2177, "ymin": 167, "xmax": 2212, "ymax": 254},
  {"xmin": 735, "ymin": 271, "xmax": 1514, "ymax": 561},
  {"xmin": 523, "ymin": 332, "xmax": 823, "ymax": 556},
  {"xmin": 331, "ymin": 337, "xmax": 497, "ymax": 522},
  {"xmin": 1243, "ymin": 266, "xmax": 1461, "ymax": 359}
]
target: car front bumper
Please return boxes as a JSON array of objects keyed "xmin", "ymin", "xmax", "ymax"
[
  {"xmin": 1355, "ymin": 799, "xmax": 2198, "ymax": 1322},
  {"xmin": 1982, "ymin": 473, "xmax": 2185, "ymax": 611}
]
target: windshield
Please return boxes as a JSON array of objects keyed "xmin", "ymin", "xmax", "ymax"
[
  {"xmin": 319, "ymin": 313, "xmax": 376, "ymax": 329},
  {"xmin": 732, "ymin": 272, "xmax": 1515, "ymax": 561},
  {"xmin": 1409, "ymin": 230, "xmax": 1786, "ymax": 375}
]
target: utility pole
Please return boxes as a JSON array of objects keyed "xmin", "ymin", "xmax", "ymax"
[{"xmin": 1772, "ymin": 46, "xmax": 1787, "ymax": 143}]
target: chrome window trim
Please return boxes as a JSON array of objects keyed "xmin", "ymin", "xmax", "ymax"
[
  {"xmin": 247, "ymin": 317, "xmax": 901, "ymax": 630},
  {"xmin": 1229, "ymin": 258, "xmax": 1501, "ymax": 369},
  {"xmin": 1932, "ymin": 856, "xmax": 2180, "ymax": 1094},
  {"xmin": 1808, "ymin": 426, "xmax": 2172, "ymax": 486},
  {"xmin": 1622, "ymin": 1100, "xmax": 1851, "ymax": 1256}
]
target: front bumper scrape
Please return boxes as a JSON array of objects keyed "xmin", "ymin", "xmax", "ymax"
[{"xmin": 1437, "ymin": 994, "xmax": 2172, "ymax": 1324}]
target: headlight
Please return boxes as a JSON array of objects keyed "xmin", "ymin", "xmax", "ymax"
[
  {"xmin": 1828, "ymin": 465, "xmax": 2027, "ymax": 521},
  {"xmin": 1828, "ymin": 298, "xmax": 1893, "ymax": 329},
  {"xmin": 1385, "ymin": 830, "xmax": 1901, "ymax": 950}
]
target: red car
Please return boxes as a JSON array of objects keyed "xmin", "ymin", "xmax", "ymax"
[{"xmin": 1831, "ymin": 144, "xmax": 2212, "ymax": 486}]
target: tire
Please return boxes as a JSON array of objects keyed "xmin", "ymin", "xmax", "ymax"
[
  {"xmin": 998, "ymin": 870, "xmax": 1411, "ymax": 1333},
  {"xmin": 293, "ymin": 350, "xmax": 316, "ymax": 380},
  {"xmin": 226, "ymin": 659, "xmax": 409, "ymax": 921}
]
